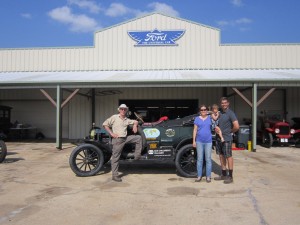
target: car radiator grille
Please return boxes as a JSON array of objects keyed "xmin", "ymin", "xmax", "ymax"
[{"xmin": 279, "ymin": 126, "xmax": 290, "ymax": 135}]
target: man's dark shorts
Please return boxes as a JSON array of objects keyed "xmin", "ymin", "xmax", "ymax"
[{"xmin": 216, "ymin": 140, "xmax": 232, "ymax": 158}]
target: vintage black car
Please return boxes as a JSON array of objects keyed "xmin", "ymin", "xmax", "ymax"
[
  {"xmin": 0, "ymin": 138, "xmax": 7, "ymax": 163},
  {"xmin": 69, "ymin": 114, "xmax": 202, "ymax": 178}
]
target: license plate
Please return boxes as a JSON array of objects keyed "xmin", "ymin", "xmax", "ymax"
[{"xmin": 280, "ymin": 138, "xmax": 288, "ymax": 142}]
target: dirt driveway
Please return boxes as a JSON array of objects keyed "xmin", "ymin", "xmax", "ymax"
[{"xmin": 0, "ymin": 142, "xmax": 300, "ymax": 225}]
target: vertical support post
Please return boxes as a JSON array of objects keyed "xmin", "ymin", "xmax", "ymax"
[
  {"xmin": 252, "ymin": 83, "xmax": 257, "ymax": 152},
  {"xmin": 92, "ymin": 88, "xmax": 95, "ymax": 124},
  {"xmin": 56, "ymin": 85, "xmax": 62, "ymax": 150}
]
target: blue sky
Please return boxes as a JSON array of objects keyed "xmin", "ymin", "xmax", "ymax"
[{"xmin": 0, "ymin": 0, "xmax": 299, "ymax": 48}]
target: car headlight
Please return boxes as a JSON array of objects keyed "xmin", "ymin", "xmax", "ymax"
[
  {"xmin": 290, "ymin": 129, "xmax": 295, "ymax": 134},
  {"xmin": 275, "ymin": 128, "xmax": 280, "ymax": 134}
]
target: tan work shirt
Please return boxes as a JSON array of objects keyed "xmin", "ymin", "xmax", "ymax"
[{"xmin": 102, "ymin": 114, "xmax": 135, "ymax": 137}]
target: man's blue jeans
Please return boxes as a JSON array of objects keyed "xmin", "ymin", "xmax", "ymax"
[{"xmin": 196, "ymin": 142, "xmax": 212, "ymax": 178}]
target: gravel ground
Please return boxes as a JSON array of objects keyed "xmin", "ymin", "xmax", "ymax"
[{"xmin": 0, "ymin": 141, "xmax": 300, "ymax": 225}]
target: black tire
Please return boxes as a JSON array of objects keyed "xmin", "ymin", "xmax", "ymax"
[
  {"xmin": 262, "ymin": 132, "xmax": 273, "ymax": 148},
  {"xmin": 0, "ymin": 140, "xmax": 7, "ymax": 163},
  {"xmin": 294, "ymin": 133, "xmax": 300, "ymax": 148},
  {"xmin": 175, "ymin": 144, "xmax": 197, "ymax": 178},
  {"xmin": 69, "ymin": 144, "xmax": 104, "ymax": 177}
]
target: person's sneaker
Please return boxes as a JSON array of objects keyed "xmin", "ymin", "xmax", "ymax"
[
  {"xmin": 224, "ymin": 176, "xmax": 233, "ymax": 184},
  {"xmin": 134, "ymin": 155, "xmax": 147, "ymax": 160},
  {"xmin": 206, "ymin": 177, "xmax": 211, "ymax": 183},
  {"xmin": 134, "ymin": 155, "xmax": 141, "ymax": 160},
  {"xmin": 214, "ymin": 175, "xmax": 226, "ymax": 181},
  {"xmin": 112, "ymin": 176, "xmax": 122, "ymax": 182}
]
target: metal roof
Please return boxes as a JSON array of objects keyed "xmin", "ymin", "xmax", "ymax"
[{"xmin": 1, "ymin": 69, "xmax": 300, "ymax": 89}]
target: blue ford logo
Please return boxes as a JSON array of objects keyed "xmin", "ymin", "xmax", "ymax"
[{"xmin": 128, "ymin": 29, "xmax": 185, "ymax": 46}]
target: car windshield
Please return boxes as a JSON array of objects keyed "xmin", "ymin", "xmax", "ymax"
[{"xmin": 265, "ymin": 110, "xmax": 284, "ymax": 121}]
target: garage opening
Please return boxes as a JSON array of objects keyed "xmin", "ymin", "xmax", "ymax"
[{"xmin": 121, "ymin": 99, "xmax": 198, "ymax": 122}]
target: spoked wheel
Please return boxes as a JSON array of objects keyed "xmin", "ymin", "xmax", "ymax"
[
  {"xmin": 69, "ymin": 144, "xmax": 104, "ymax": 177},
  {"xmin": 293, "ymin": 133, "xmax": 300, "ymax": 148},
  {"xmin": 0, "ymin": 140, "xmax": 7, "ymax": 163},
  {"xmin": 175, "ymin": 144, "xmax": 197, "ymax": 178},
  {"xmin": 262, "ymin": 132, "xmax": 273, "ymax": 148}
]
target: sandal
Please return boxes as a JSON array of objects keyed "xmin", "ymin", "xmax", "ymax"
[
  {"xmin": 195, "ymin": 177, "xmax": 202, "ymax": 182},
  {"xmin": 206, "ymin": 177, "xmax": 211, "ymax": 183}
]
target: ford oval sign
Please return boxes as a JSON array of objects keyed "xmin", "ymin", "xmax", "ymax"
[{"xmin": 128, "ymin": 29, "xmax": 185, "ymax": 46}]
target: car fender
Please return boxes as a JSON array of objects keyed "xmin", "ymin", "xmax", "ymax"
[
  {"xmin": 265, "ymin": 127, "xmax": 274, "ymax": 133},
  {"xmin": 175, "ymin": 137, "xmax": 193, "ymax": 152},
  {"xmin": 84, "ymin": 140, "xmax": 112, "ymax": 154}
]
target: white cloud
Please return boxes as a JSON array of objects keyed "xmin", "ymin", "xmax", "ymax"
[
  {"xmin": 230, "ymin": 0, "xmax": 243, "ymax": 7},
  {"xmin": 104, "ymin": 2, "xmax": 179, "ymax": 18},
  {"xmin": 236, "ymin": 18, "xmax": 252, "ymax": 24},
  {"xmin": 48, "ymin": 6, "xmax": 100, "ymax": 33},
  {"xmin": 217, "ymin": 17, "xmax": 252, "ymax": 27},
  {"xmin": 147, "ymin": 2, "xmax": 179, "ymax": 17},
  {"xmin": 67, "ymin": 0, "xmax": 101, "ymax": 14},
  {"xmin": 105, "ymin": 3, "xmax": 132, "ymax": 17},
  {"xmin": 21, "ymin": 13, "xmax": 32, "ymax": 19}
]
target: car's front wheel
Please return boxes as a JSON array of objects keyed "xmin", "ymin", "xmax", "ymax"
[
  {"xmin": 69, "ymin": 144, "xmax": 104, "ymax": 177},
  {"xmin": 0, "ymin": 140, "xmax": 7, "ymax": 163},
  {"xmin": 175, "ymin": 144, "xmax": 197, "ymax": 178},
  {"xmin": 262, "ymin": 132, "xmax": 273, "ymax": 148}
]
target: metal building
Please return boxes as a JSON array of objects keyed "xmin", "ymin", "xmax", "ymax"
[{"xmin": 0, "ymin": 13, "xmax": 300, "ymax": 149}]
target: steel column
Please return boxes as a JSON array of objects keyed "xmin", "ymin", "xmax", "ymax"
[
  {"xmin": 252, "ymin": 83, "xmax": 257, "ymax": 152},
  {"xmin": 56, "ymin": 85, "xmax": 62, "ymax": 149}
]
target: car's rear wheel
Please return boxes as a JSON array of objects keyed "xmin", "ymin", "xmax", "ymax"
[
  {"xmin": 262, "ymin": 132, "xmax": 273, "ymax": 148},
  {"xmin": 175, "ymin": 144, "xmax": 197, "ymax": 178},
  {"xmin": 0, "ymin": 140, "xmax": 7, "ymax": 163},
  {"xmin": 69, "ymin": 144, "xmax": 104, "ymax": 177},
  {"xmin": 293, "ymin": 133, "xmax": 300, "ymax": 148}
]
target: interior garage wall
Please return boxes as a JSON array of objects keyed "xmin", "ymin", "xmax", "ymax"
[
  {"xmin": 68, "ymin": 93, "xmax": 92, "ymax": 140},
  {"xmin": 0, "ymin": 89, "xmax": 70, "ymax": 139},
  {"xmin": 96, "ymin": 87, "xmax": 222, "ymax": 122},
  {"xmin": 0, "ymin": 99, "xmax": 69, "ymax": 139},
  {"xmin": 231, "ymin": 88, "xmax": 285, "ymax": 126},
  {"xmin": 287, "ymin": 87, "xmax": 300, "ymax": 123},
  {"xmin": 1, "ymin": 86, "xmax": 298, "ymax": 140}
]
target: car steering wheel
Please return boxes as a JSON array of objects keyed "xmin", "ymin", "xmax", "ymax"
[
  {"xmin": 134, "ymin": 112, "xmax": 144, "ymax": 123},
  {"xmin": 271, "ymin": 114, "xmax": 281, "ymax": 121}
]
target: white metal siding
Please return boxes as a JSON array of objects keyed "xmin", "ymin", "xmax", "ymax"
[{"xmin": 1, "ymin": 14, "xmax": 299, "ymax": 72}]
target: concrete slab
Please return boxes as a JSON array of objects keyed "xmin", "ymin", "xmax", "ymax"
[{"xmin": 0, "ymin": 142, "xmax": 299, "ymax": 225}]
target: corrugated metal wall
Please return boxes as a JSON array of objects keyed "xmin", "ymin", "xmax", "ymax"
[
  {"xmin": 95, "ymin": 87, "xmax": 221, "ymax": 127},
  {"xmin": 287, "ymin": 88, "xmax": 300, "ymax": 123},
  {"xmin": 232, "ymin": 89, "xmax": 285, "ymax": 125},
  {"xmin": 0, "ymin": 99, "xmax": 69, "ymax": 139},
  {"xmin": 1, "ymin": 13, "xmax": 299, "ymax": 72},
  {"xmin": 1, "ymin": 87, "xmax": 297, "ymax": 139}
]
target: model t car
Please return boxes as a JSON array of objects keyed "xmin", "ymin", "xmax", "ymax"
[
  {"xmin": 69, "ymin": 113, "xmax": 200, "ymax": 178},
  {"xmin": 0, "ymin": 135, "xmax": 7, "ymax": 163},
  {"xmin": 258, "ymin": 110, "xmax": 300, "ymax": 148}
]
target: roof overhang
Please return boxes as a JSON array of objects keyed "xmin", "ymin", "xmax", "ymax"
[{"xmin": 1, "ymin": 69, "xmax": 300, "ymax": 89}]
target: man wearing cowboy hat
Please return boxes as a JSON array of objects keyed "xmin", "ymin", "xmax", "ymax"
[{"xmin": 103, "ymin": 104, "xmax": 142, "ymax": 182}]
